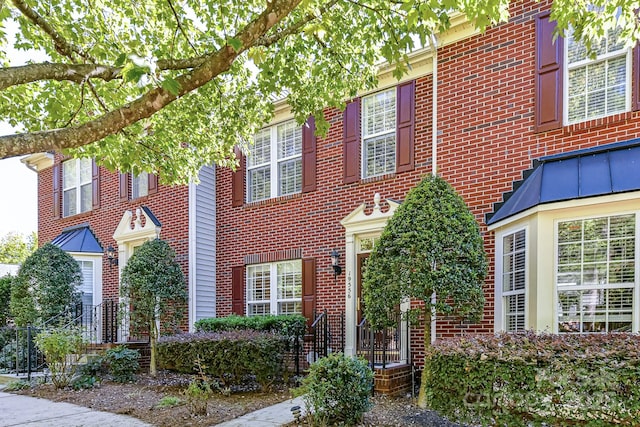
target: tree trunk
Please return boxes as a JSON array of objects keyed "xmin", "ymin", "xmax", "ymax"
[
  {"xmin": 150, "ymin": 319, "xmax": 158, "ymax": 377},
  {"xmin": 417, "ymin": 308, "xmax": 432, "ymax": 408}
]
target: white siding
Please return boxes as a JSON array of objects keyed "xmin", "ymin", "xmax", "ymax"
[{"xmin": 194, "ymin": 166, "xmax": 216, "ymax": 320}]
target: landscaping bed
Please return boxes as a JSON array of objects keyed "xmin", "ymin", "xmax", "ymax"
[{"xmin": 10, "ymin": 370, "xmax": 466, "ymax": 426}]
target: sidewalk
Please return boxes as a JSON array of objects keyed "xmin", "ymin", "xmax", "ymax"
[
  {"xmin": 0, "ymin": 380, "xmax": 306, "ymax": 427},
  {"xmin": 0, "ymin": 389, "xmax": 152, "ymax": 427},
  {"xmin": 214, "ymin": 395, "xmax": 306, "ymax": 427}
]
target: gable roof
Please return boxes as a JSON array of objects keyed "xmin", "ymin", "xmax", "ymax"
[
  {"xmin": 486, "ymin": 139, "xmax": 640, "ymax": 226},
  {"xmin": 51, "ymin": 223, "xmax": 103, "ymax": 253}
]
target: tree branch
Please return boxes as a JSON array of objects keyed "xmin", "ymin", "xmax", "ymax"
[
  {"xmin": 11, "ymin": 0, "xmax": 95, "ymax": 62},
  {"xmin": 256, "ymin": 0, "xmax": 340, "ymax": 47},
  {"xmin": 0, "ymin": 57, "xmax": 212, "ymax": 91},
  {"xmin": 167, "ymin": 0, "xmax": 199, "ymax": 55},
  {"xmin": 0, "ymin": 0, "xmax": 304, "ymax": 159}
]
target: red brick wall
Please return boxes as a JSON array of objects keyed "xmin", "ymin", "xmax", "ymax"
[
  {"xmin": 37, "ymin": 155, "xmax": 190, "ymax": 322},
  {"xmin": 215, "ymin": 0, "xmax": 640, "ymax": 365}
]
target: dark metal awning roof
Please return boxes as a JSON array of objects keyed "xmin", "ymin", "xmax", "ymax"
[
  {"xmin": 51, "ymin": 223, "xmax": 103, "ymax": 253},
  {"xmin": 486, "ymin": 139, "xmax": 640, "ymax": 226}
]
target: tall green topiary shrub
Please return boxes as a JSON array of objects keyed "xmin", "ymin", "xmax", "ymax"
[
  {"xmin": 10, "ymin": 243, "xmax": 82, "ymax": 326},
  {"xmin": 0, "ymin": 275, "xmax": 13, "ymax": 326},
  {"xmin": 362, "ymin": 174, "xmax": 487, "ymax": 408},
  {"xmin": 120, "ymin": 238, "xmax": 187, "ymax": 377},
  {"xmin": 296, "ymin": 353, "xmax": 373, "ymax": 426}
]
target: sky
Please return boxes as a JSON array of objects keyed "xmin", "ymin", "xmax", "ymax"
[{"xmin": 0, "ymin": 20, "xmax": 41, "ymax": 238}]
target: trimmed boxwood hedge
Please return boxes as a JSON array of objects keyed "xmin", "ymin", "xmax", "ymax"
[
  {"xmin": 194, "ymin": 314, "xmax": 306, "ymax": 339},
  {"xmin": 157, "ymin": 330, "xmax": 288, "ymax": 390},
  {"xmin": 424, "ymin": 332, "xmax": 640, "ymax": 426}
]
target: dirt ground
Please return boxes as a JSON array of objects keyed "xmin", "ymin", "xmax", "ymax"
[{"xmin": 12, "ymin": 371, "xmax": 465, "ymax": 427}]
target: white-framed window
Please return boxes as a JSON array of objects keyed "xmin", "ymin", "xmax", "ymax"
[
  {"xmin": 565, "ymin": 26, "xmax": 631, "ymax": 124},
  {"xmin": 247, "ymin": 119, "xmax": 302, "ymax": 202},
  {"xmin": 362, "ymin": 88, "xmax": 396, "ymax": 178},
  {"xmin": 247, "ymin": 260, "xmax": 302, "ymax": 316},
  {"xmin": 63, "ymin": 158, "xmax": 92, "ymax": 217},
  {"xmin": 132, "ymin": 171, "xmax": 149, "ymax": 199},
  {"xmin": 502, "ymin": 229, "xmax": 527, "ymax": 332},
  {"xmin": 556, "ymin": 213, "xmax": 636, "ymax": 333}
]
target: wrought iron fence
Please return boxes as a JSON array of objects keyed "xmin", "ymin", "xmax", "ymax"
[
  {"xmin": 357, "ymin": 312, "xmax": 407, "ymax": 369},
  {"xmin": 0, "ymin": 326, "xmax": 46, "ymax": 380}
]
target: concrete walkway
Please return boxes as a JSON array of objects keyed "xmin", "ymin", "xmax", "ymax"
[
  {"xmin": 214, "ymin": 395, "xmax": 306, "ymax": 427},
  {"xmin": 0, "ymin": 390, "xmax": 152, "ymax": 427}
]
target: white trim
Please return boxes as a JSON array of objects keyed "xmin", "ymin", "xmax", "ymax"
[
  {"xmin": 494, "ymin": 226, "xmax": 528, "ymax": 332},
  {"xmin": 341, "ymin": 194, "xmax": 405, "ymax": 357},
  {"xmin": 487, "ymin": 190, "xmax": 640, "ymax": 231},
  {"xmin": 553, "ymin": 211, "xmax": 639, "ymax": 333},
  {"xmin": 188, "ymin": 181, "xmax": 197, "ymax": 332},
  {"xmin": 562, "ymin": 30, "xmax": 632, "ymax": 126}
]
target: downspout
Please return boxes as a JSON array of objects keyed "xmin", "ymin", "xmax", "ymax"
[{"xmin": 430, "ymin": 34, "xmax": 438, "ymax": 177}]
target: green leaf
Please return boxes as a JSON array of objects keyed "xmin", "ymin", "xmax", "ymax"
[
  {"xmin": 160, "ymin": 77, "xmax": 181, "ymax": 96},
  {"xmin": 121, "ymin": 63, "xmax": 149, "ymax": 84},
  {"xmin": 227, "ymin": 37, "xmax": 243, "ymax": 52}
]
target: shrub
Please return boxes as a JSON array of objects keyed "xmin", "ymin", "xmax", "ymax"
[
  {"xmin": 195, "ymin": 314, "xmax": 306, "ymax": 340},
  {"xmin": 11, "ymin": 243, "xmax": 82, "ymax": 327},
  {"xmin": 72, "ymin": 355, "xmax": 105, "ymax": 389},
  {"xmin": 296, "ymin": 353, "xmax": 373, "ymax": 426},
  {"xmin": 158, "ymin": 330, "xmax": 288, "ymax": 390},
  {"xmin": 105, "ymin": 345, "xmax": 140, "ymax": 383},
  {"xmin": 0, "ymin": 275, "xmax": 13, "ymax": 326},
  {"xmin": 424, "ymin": 332, "xmax": 640, "ymax": 426},
  {"xmin": 34, "ymin": 327, "xmax": 85, "ymax": 389}
]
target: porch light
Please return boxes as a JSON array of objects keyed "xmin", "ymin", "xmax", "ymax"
[
  {"xmin": 106, "ymin": 245, "xmax": 119, "ymax": 267},
  {"xmin": 330, "ymin": 249, "xmax": 342, "ymax": 276}
]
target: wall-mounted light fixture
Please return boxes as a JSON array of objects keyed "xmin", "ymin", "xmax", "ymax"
[
  {"xmin": 330, "ymin": 249, "xmax": 342, "ymax": 276},
  {"xmin": 106, "ymin": 245, "xmax": 118, "ymax": 267}
]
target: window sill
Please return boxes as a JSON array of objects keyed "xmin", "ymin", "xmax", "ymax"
[
  {"xmin": 243, "ymin": 192, "xmax": 302, "ymax": 208},
  {"xmin": 360, "ymin": 172, "xmax": 396, "ymax": 185},
  {"xmin": 61, "ymin": 210, "xmax": 92, "ymax": 221},
  {"xmin": 563, "ymin": 111, "xmax": 636, "ymax": 135}
]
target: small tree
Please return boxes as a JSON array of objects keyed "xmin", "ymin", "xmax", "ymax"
[
  {"xmin": 0, "ymin": 275, "xmax": 12, "ymax": 326},
  {"xmin": 120, "ymin": 239, "xmax": 187, "ymax": 376},
  {"xmin": 362, "ymin": 174, "xmax": 487, "ymax": 408},
  {"xmin": 0, "ymin": 232, "xmax": 38, "ymax": 265},
  {"xmin": 10, "ymin": 243, "xmax": 82, "ymax": 326}
]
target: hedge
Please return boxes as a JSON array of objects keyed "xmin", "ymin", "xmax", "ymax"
[
  {"xmin": 424, "ymin": 332, "xmax": 640, "ymax": 427},
  {"xmin": 194, "ymin": 314, "xmax": 306, "ymax": 340},
  {"xmin": 157, "ymin": 330, "xmax": 288, "ymax": 390}
]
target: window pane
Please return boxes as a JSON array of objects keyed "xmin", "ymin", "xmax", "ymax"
[
  {"xmin": 249, "ymin": 129, "xmax": 271, "ymax": 167},
  {"xmin": 79, "ymin": 158, "xmax": 92, "ymax": 183},
  {"xmin": 363, "ymin": 89, "xmax": 396, "ymax": 137},
  {"xmin": 247, "ymin": 265, "xmax": 270, "ymax": 301},
  {"xmin": 505, "ymin": 293, "xmax": 525, "ymax": 332},
  {"xmin": 557, "ymin": 214, "xmax": 636, "ymax": 333},
  {"xmin": 278, "ymin": 301, "xmax": 302, "ymax": 315},
  {"xmin": 63, "ymin": 188, "xmax": 77, "ymax": 217},
  {"xmin": 277, "ymin": 261, "xmax": 302, "ymax": 300},
  {"xmin": 248, "ymin": 167, "xmax": 270, "ymax": 202},
  {"xmin": 80, "ymin": 183, "xmax": 92, "ymax": 213},
  {"xmin": 63, "ymin": 160, "xmax": 77, "ymax": 189},
  {"xmin": 279, "ymin": 158, "xmax": 301, "ymax": 195},
  {"xmin": 132, "ymin": 172, "xmax": 149, "ymax": 199},
  {"xmin": 567, "ymin": 26, "xmax": 628, "ymax": 124},
  {"xmin": 277, "ymin": 121, "xmax": 301, "ymax": 159},
  {"xmin": 248, "ymin": 303, "xmax": 270, "ymax": 316},
  {"xmin": 364, "ymin": 134, "xmax": 396, "ymax": 177}
]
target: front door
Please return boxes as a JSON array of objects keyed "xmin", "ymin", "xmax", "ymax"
[{"xmin": 356, "ymin": 253, "xmax": 369, "ymax": 325}]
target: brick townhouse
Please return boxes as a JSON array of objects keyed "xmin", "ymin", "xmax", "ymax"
[
  {"xmin": 26, "ymin": 0, "xmax": 640, "ymax": 390},
  {"xmin": 24, "ymin": 151, "xmax": 217, "ymax": 339},
  {"xmin": 215, "ymin": 0, "xmax": 640, "ymax": 387}
]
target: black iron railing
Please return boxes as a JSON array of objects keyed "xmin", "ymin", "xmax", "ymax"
[{"xmin": 357, "ymin": 313, "xmax": 407, "ymax": 369}]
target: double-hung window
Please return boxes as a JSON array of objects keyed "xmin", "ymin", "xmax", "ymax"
[
  {"xmin": 362, "ymin": 88, "xmax": 396, "ymax": 178},
  {"xmin": 247, "ymin": 119, "xmax": 302, "ymax": 202},
  {"xmin": 502, "ymin": 229, "xmax": 527, "ymax": 332},
  {"xmin": 557, "ymin": 214, "xmax": 636, "ymax": 333},
  {"xmin": 131, "ymin": 171, "xmax": 149, "ymax": 199},
  {"xmin": 566, "ymin": 26, "xmax": 630, "ymax": 124},
  {"xmin": 62, "ymin": 158, "xmax": 92, "ymax": 217},
  {"xmin": 247, "ymin": 260, "xmax": 302, "ymax": 316}
]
